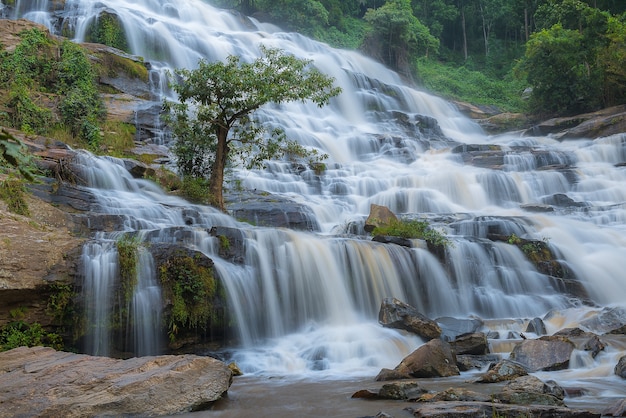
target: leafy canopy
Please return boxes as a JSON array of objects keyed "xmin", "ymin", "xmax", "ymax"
[{"xmin": 164, "ymin": 46, "xmax": 341, "ymax": 210}]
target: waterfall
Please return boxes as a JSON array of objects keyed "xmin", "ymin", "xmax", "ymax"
[
  {"xmin": 131, "ymin": 247, "xmax": 162, "ymax": 356},
  {"xmin": 8, "ymin": 0, "xmax": 626, "ymax": 385}
]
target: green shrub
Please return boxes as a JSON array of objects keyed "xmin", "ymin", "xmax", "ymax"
[
  {"xmin": 372, "ymin": 218, "xmax": 450, "ymax": 248},
  {"xmin": 180, "ymin": 176, "xmax": 211, "ymax": 204},
  {"xmin": 0, "ymin": 178, "xmax": 30, "ymax": 216},
  {"xmin": 0, "ymin": 309, "xmax": 63, "ymax": 352},
  {"xmin": 116, "ymin": 234, "xmax": 141, "ymax": 304},
  {"xmin": 159, "ymin": 253, "xmax": 217, "ymax": 338}
]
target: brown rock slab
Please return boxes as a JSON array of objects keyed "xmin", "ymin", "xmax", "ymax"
[{"xmin": 0, "ymin": 346, "xmax": 233, "ymax": 417}]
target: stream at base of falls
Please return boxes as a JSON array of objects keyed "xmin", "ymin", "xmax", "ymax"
[{"xmin": 172, "ymin": 374, "xmax": 612, "ymax": 417}]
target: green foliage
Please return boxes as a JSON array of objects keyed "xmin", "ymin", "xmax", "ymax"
[
  {"xmin": 0, "ymin": 129, "xmax": 36, "ymax": 181},
  {"xmin": 46, "ymin": 282, "xmax": 75, "ymax": 324},
  {"xmin": 256, "ymin": 0, "xmax": 329, "ymax": 34},
  {"xmin": 516, "ymin": 24, "xmax": 602, "ymax": 116},
  {"xmin": 164, "ymin": 46, "xmax": 340, "ymax": 210},
  {"xmin": 180, "ymin": 176, "xmax": 211, "ymax": 204},
  {"xmin": 159, "ymin": 253, "xmax": 217, "ymax": 336},
  {"xmin": 0, "ymin": 310, "xmax": 63, "ymax": 352},
  {"xmin": 57, "ymin": 40, "xmax": 106, "ymax": 146},
  {"xmin": 0, "ymin": 178, "xmax": 30, "ymax": 216},
  {"xmin": 507, "ymin": 233, "xmax": 554, "ymax": 268},
  {"xmin": 363, "ymin": 0, "xmax": 439, "ymax": 72},
  {"xmin": 416, "ymin": 58, "xmax": 526, "ymax": 112},
  {"xmin": 88, "ymin": 12, "xmax": 130, "ymax": 53},
  {"xmin": 372, "ymin": 218, "xmax": 450, "ymax": 247},
  {"xmin": 116, "ymin": 234, "xmax": 140, "ymax": 304},
  {"xmin": 0, "ymin": 28, "xmax": 105, "ymax": 145}
]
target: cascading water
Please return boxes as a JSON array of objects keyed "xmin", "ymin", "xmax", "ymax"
[{"xmin": 6, "ymin": 0, "xmax": 626, "ymax": 409}]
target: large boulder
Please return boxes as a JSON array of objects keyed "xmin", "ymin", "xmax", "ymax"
[
  {"xmin": 0, "ymin": 346, "xmax": 233, "ymax": 417},
  {"xmin": 364, "ymin": 204, "xmax": 398, "ymax": 233},
  {"xmin": 493, "ymin": 375, "xmax": 565, "ymax": 406},
  {"xmin": 376, "ymin": 338, "xmax": 459, "ymax": 380},
  {"xmin": 509, "ymin": 336, "xmax": 575, "ymax": 372},
  {"xmin": 378, "ymin": 297, "xmax": 442, "ymax": 340}
]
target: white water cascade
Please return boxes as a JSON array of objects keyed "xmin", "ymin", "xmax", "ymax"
[{"xmin": 4, "ymin": 0, "xmax": 626, "ymax": 409}]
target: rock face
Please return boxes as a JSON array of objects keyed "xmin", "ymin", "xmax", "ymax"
[
  {"xmin": 509, "ymin": 336, "xmax": 575, "ymax": 372},
  {"xmin": 227, "ymin": 189, "xmax": 320, "ymax": 231},
  {"xmin": 378, "ymin": 297, "xmax": 442, "ymax": 340},
  {"xmin": 615, "ymin": 355, "xmax": 626, "ymax": 378},
  {"xmin": 365, "ymin": 204, "xmax": 398, "ymax": 233},
  {"xmin": 376, "ymin": 338, "xmax": 459, "ymax": 380},
  {"xmin": 525, "ymin": 104, "xmax": 626, "ymax": 140},
  {"xmin": 0, "ymin": 346, "xmax": 233, "ymax": 417}
]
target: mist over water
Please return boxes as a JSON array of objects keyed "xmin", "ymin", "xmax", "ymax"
[{"xmin": 8, "ymin": 0, "xmax": 626, "ymax": 393}]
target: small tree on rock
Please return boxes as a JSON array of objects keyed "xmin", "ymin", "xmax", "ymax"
[{"xmin": 163, "ymin": 46, "xmax": 341, "ymax": 211}]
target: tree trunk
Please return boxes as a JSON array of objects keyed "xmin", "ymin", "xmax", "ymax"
[
  {"xmin": 461, "ymin": 8, "xmax": 468, "ymax": 61},
  {"xmin": 209, "ymin": 126, "xmax": 229, "ymax": 211},
  {"xmin": 479, "ymin": 2, "xmax": 489, "ymax": 56},
  {"xmin": 524, "ymin": 6, "xmax": 529, "ymax": 42}
]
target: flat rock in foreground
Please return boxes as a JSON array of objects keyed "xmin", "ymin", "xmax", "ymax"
[{"xmin": 0, "ymin": 346, "xmax": 233, "ymax": 417}]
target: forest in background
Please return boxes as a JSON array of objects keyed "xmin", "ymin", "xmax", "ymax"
[{"xmin": 212, "ymin": 0, "xmax": 626, "ymax": 117}]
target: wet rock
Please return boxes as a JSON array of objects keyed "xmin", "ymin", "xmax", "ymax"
[
  {"xmin": 406, "ymin": 401, "xmax": 600, "ymax": 418},
  {"xmin": 474, "ymin": 359, "xmax": 528, "ymax": 383},
  {"xmin": 378, "ymin": 381, "xmax": 427, "ymax": 400},
  {"xmin": 351, "ymin": 389, "xmax": 379, "ymax": 399},
  {"xmin": 582, "ymin": 334, "xmax": 606, "ymax": 358},
  {"xmin": 365, "ymin": 204, "xmax": 398, "ymax": 233},
  {"xmin": 376, "ymin": 338, "xmax": 459, "ymax": 380},
  {"xmin": 525, "ymin": 317, "xmax": 547, "ymax": 335},
  {"xmin": 493, "ymin": 375, "xmax": 565, "ymax": 406},
  {"xmin": 227, "ymin": 189, "xmax": 320, "ymax": 231},
  {"xmin": 456, "ymin": 354, "xmax": 500, "ymax": 371},
  {"xmin": 436, "ymin": 316, "xmax": 483, "ymax": 341},
  {"xmin": 604, "ymin": 398, "xmax": 626, "ymax": 416},
  {"xmin": 580, "ymin": 307, "xmax": 626, "ymax": 334},
  {"xmin": 509, "ymin": 336, "xmax": 575, "ymax": 372},
  {"xmin": 615, "ymin": 355, "xmax": 626, "ymax": 379},
  {"xmin": 0, "ymin": 346, "xmax": 233, "ymax": 417},
  {"xmin": 525, "ymin": 104, "xmax": 626, "ymax": 140},
  {"xmin": 608, "ymin": 324, "xmax": 626, "ymax": 335},
  {"xmin": 372, "ymin": 235, "xmax": 413, "ymax": 248},
  {"xmin": 378, "ymin": 297, "xmax": 442, "ymax": 340},
  {"xmin": 450, "ymin": 332, "xmax": 488, "ymax": 355},
  {"xmin": 210, "ymin": 226, "xmax": 246, "ymax": 264},
  {"xmin": 122, "ymin": 158, "xmax": 155, "ymax": 178},
  {"xmin": 417, "ymin": 388, "xmax": 491, "ymax": 403}
]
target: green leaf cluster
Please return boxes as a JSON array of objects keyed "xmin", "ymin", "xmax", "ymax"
[
  {"xmin": 372, "ymin": 218, "xmax": 450, "ymax": 248},
  {"xmin": 515, "ymin": 0, "xmax": 626, "ymax": 116},
  {"xmin": 0, "ymin": 321, "xmax": 63, "ymax": 351},
  {"xmin": 0, "ymin": 177, "xmax": 30, "ymax": 216},
  {"xmin": 159, "ymin": 253, "xmax": 217, "ymax": 335},
  {"xmin": 116, "ymin": 234, "xmax": 141, "ymax": 304},
  {"xmin": 0, "ymin": 28, "xmax": 106, "ymax": 146},
  {"xmin": 0, "ymin": 129, "xmax": 35, "ymax": 181}
]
